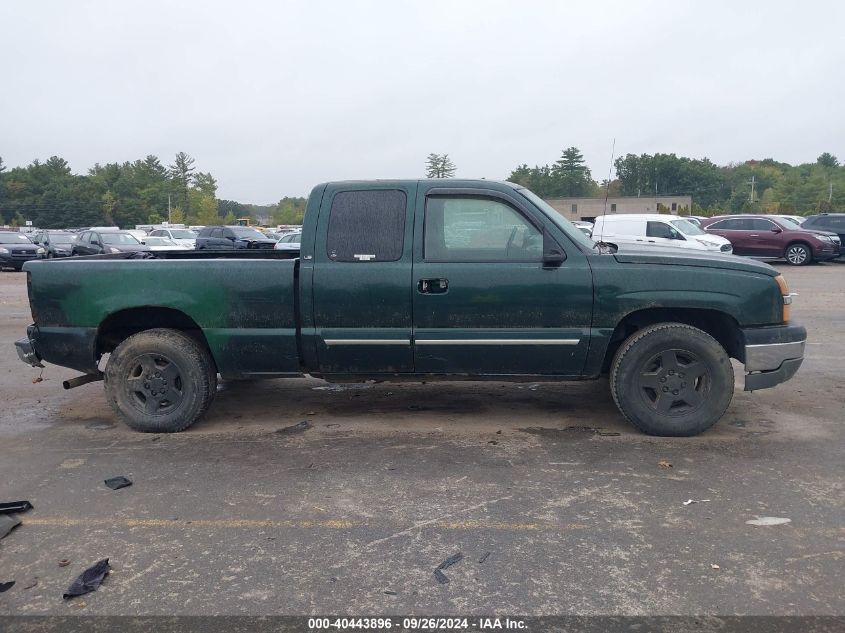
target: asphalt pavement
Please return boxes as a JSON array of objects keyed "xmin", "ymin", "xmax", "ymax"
[{"xmin": 0, "ymin": 262, "xmax": 842, "ymax": 616}]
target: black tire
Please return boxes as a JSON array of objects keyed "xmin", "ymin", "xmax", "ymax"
[
  {"xmin": 784, "ymin": 242, "xmax": 812, "ymax": 266},
  {"xmin": 104, "ymin": 328, "xmax": 217, "ymax": 432},
  {"xmin": 610, "ymin": 323, "xmax": 734, "ymax": 437}
]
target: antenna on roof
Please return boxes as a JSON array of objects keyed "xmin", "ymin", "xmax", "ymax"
[{"xmin": 599, "ymin": 138, "xmax": 616, "ymax": 244}]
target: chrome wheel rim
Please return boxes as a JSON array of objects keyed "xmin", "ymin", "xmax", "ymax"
[{"xmin": 786, "ymin": 245, "xmax": 808, "ymax": 264}]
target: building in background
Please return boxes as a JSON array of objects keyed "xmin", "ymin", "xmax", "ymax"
[{"xmin": 544, "ymin": 196, "xmax": 693, "ymax": 222}]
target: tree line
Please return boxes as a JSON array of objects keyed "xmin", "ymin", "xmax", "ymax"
[
  {"xmin": 1, "ymin": 147, "xmax": 841, "ymax": 229},
  {"xmin": 506, "ymin": 148, "xmax": 843, "ymax": 214},
  {"xmin": 0, "ymin": 153, "xmax": 307, "ymax": 229}
]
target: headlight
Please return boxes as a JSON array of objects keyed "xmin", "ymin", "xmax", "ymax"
[
  {"xmin": 109, "ymin": 247, "xmax": 121, "ymax": 253},
  {"xmin": 0, "ymin": 247, "xmax": 8, "ymax": 254},
  {"xmin": 36, "ymin": 247, "xmax": 45, "ymax": 254}
]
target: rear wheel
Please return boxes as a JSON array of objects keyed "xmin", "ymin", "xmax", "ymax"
[
  {"xmin": 610, "ymin": 323, "xmax": 734, "ymax": 436},
  {"xmin": 104, "ymin": 328, "xmax": 216, "ymax": 432},
  {"xmin": 785, "ymin": 242, "xmax": 811, "ymax": 266}
]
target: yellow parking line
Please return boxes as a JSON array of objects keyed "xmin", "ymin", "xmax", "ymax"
[{"xmin": 22, "ymin": 517, "xmax": 585, "ymax": 532}]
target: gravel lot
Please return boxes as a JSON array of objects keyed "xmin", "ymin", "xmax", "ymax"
[{"xmin": 0, "ymin": 262, "xmax": 843, "ymax": 616}]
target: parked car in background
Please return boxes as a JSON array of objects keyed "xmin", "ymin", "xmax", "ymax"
[
  {"xmin": 148, "ymin": 227, "xmax": 198, "ymax": 248},
  {"xmin": 0, "ymin": 232, "xmax": 44, "ymax": 270},
  {"xmin": 701, "ymin": 215, "xmax": 840, "ymax": 265},
  {"xmin": 801, "ymin": 213, "xmax": 845, "ymax": 245},
  {"xmin": 141, "ymin": 236, "xmax": 192, "ymax": 251},
  {"xmin": 195, "ymin": 226, "xmax": 277, "ymax": 250},
  {"xmin": 125, "ymin": 229, "xmax": 149, "ymax": 242},
  {"xmin": 71, "ymin": 230, "xmax": 150, "ymax": 256},
  {"xmin": 37, "ymin": 231, "xmax": 76, "ymax": 258},
  {"xmin": 591, "ymin": 214, "xmax": 732, "ymax": 253},
  {"xmin": 274, "ymin": 231, "xmax": 302, "ymax": 251},
  {"xmin": 772, "ymin": 215, "xmax": 805, "ymax": 226}
]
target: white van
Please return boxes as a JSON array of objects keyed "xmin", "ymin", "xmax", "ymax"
[{"xmin": 591, "ymin": 214, "xmax": 732, "ymax": 254}]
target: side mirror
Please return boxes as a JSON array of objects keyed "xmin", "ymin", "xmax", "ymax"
[
  {"xmin": 542, "ymin": 228, "xmax": 566, "ymax": 267},
  {"xmin": 771, "ymin": 226, "xmax": 782, "ymax": 233}
]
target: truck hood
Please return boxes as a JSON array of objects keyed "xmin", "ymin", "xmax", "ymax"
[{"xmin": 611, "ymin": 244, "xmax": 778, "ymax": 276}]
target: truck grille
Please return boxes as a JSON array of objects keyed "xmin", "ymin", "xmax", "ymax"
[{"xmin": 11, "ymin": 249, "xmax": 38, "ymax": 260}]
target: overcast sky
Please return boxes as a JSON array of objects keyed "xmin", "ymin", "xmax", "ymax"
[{"xmin": 1, "ymin": 1, "xmax": 842, "ymax": 203}]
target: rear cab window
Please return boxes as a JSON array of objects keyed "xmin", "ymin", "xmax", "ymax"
[{"xmin": 326, "ymin": 190, "xmax": 407, "ymax": 262}]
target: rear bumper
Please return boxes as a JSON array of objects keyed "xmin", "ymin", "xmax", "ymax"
[
  {"xmin": 743, "ymin": 323, "xmax": 806, "ymax": 391},
  {"xmin": 15, "ymin": 331, "xmax": 44, "ymax": 368}
]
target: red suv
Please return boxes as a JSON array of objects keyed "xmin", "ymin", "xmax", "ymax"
[{"xmin": 700, "ymin": 215, "xmax": 841, "ymax": 265}]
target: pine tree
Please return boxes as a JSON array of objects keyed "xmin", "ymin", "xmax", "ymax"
[{"xmin": 425, "ymin": 153, "xmax": 457, "ymax": 178}]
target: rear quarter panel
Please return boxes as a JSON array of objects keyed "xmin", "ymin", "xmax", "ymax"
[{"xmin": 26, "ymin": 258, "xmax": 300, "ymax": 378}]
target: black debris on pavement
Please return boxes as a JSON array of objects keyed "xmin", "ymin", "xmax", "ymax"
[
  {"xmin": 0, "ymin": 581, "xmax": 14, "ymax": 593},
  {"xmin": 0, "ymin": 514, "xmax": 21, "ymax": 540},
  {"xmin": 0, "ymin": 501, "xmax": 33, "ymax": 514},
  {"xmin": 384, "ymin": 590, "xmax": 397, "ymax": 596},
  {"xmin": 478, "ymin": 551, "xmax": 491, "ymax": 564},
  {"xmin": 104, "ymin": 476, "xmax": 132, "ymax": 490},
  {"xmin": 62, "ymin": 558, "xmax": 111, "ymax": 599},
  {"xmin": 434, "ymin": 551, "xmax": 464, "ymax": 584},
  {"xmin": 437, "ymin": 552, "xmax": 463, "ymax": 570},
  {"xmin": 276, "ymin": 420, "xmax": 311, "ymax": 434}
]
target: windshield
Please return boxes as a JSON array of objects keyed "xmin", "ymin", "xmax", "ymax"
[
  {"xmin": 146, "ymin": 237, "xmax": 175, "ymax": 245},
  {"xmin": 670, "ymin": 219, "xmax": 706, "ymax": 236},
  {"xmin": 170, "ymin": 230, "xmax": 197, "ymax": 239},
  {"xmin": 776, "ymin": 217, "xmax": 801, "ymax": 228},
  {"xmin": 516, "ymin": 188, "xmax": 597, "ymax": 250},
  {"xmin": 231, "ymin": 227, "xmax": 268, "ymax": 239},
  {"xmin": 101, "ymin": 232, "xmax": 141, "ymax": 245},
  {"xmin": 0, "ymin": 233, "xmax": 32, "ymax": 244},
  {"xmin": 48, "ymin": 232, "xmax": 75, "ymax": 245}
]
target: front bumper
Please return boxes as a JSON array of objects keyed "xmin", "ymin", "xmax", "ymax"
[{"xmin": 743, "ymin": 323, "xmax": 806, "ymax": 391}]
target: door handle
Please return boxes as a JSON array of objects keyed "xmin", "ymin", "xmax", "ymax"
[
  {"xmin": 418, "ymin": 278, "xmax": 449, "ymax": 294},
  {"xmin": 750, "ymin": 234, "xmax": 759, "ymax": 237}
]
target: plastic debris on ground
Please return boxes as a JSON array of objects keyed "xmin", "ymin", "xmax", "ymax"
[
  {"xmin": 0, "ymin": 581, "xmax": 15, "ymax": 593},
  {"xmin": 478, "ymin": 552, "xmax": 491, "ymax": 564},
  {"xmin": 434, "ymin": 552, "xmax": 463, "ymax": 584},
  {"xmin": 276, "ymin": 420, "xmax": 311, "ymax": 434},
  {"xmin": 683, "ymin": 499, "xmax": 711, "ymax": 506},
  {"xmin": 0, "ymin": 501, "xmax": 33, "ymax": 514},
  {"xmin": 104, "ymin": 476, "xmax": 132, "ymax": 490},
  {"xmin": 0, "ymin": 514, "xmax": 21, "ymax": 540},
  {"xmin": 746, "ymin": 517, "xmax": 791, "ymax": 526},
  {"xmin": 63, "ymin": 558, "xmax": 111, "ymax": 599},
  {"xmin": 658, "ymin": 460, "xmax": 673, "ymax": 468}
]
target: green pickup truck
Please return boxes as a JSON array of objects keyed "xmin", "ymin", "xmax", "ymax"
[{"xmin": 15, "ymin": 180, "xmax": 806, "ymax": 436}]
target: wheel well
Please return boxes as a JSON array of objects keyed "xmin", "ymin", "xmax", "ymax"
[
  {"xmin": 784, "ymin": 240, "xmax": 812, "ymax": 253},
  {"xmin": 96, "ymin": 307, "xmax": 216, "ymax": 370},
  {"xmin": 601, "ymin": 308, "xmax": 744, "ymax": 373}
]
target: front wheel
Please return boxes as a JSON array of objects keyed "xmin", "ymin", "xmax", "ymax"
[
  {"xmin": 785, "ymin": 243, "xmax": 811, "ymax": 266},
  {"xmin": 610, "ymin": 323, "xmax": 734, "ymax": 436},
  {"xmin": 104, "ymin": 328, "xmax": 217, "ymax": 432}
]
